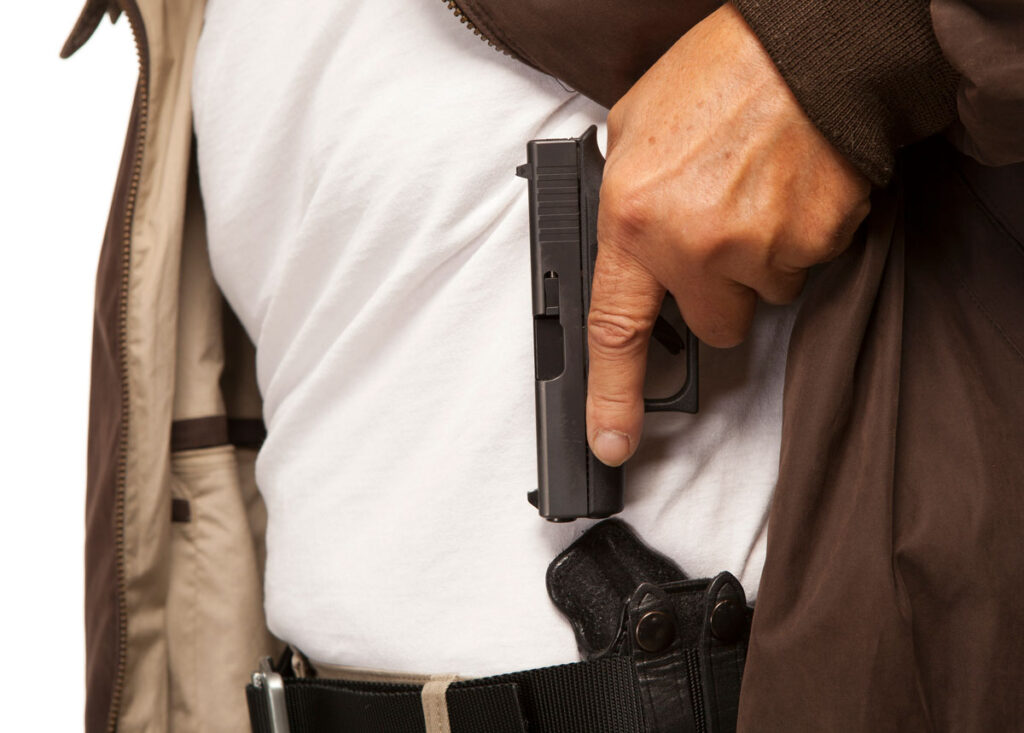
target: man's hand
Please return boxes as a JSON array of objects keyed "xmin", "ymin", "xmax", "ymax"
[{"xmin": 586, "ymin": 2, "xmax": 872, "ymax": 467}]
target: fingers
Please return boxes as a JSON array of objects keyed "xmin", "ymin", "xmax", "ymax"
[
  {"xmin": 710, "ymin": 240, "xmax": 809, "ymax": 309},
  {"xmin": 586, "ymin": 247, "xmax": 664, "ymax": 466},
  {"xmin": 671, "ymin": 274, "xmax": 759, "ymax": 349},
  {"xmin": 745, "ymin": 267, "xmax": 806, "ymax": 307}
]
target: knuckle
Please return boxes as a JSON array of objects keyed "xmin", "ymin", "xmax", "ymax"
[
  {"xmin": 587, "ymin": 308, "xmax": 651, "ymax": 354},
  {"xmin": 686, "ymin": 208, "xmax": 743, "ymax": 265},
  {"xmin": 836, "ymin": 198, "xmax": 871, "ymax": 243},
  {"xmin": 809, "ymin": 224, "xmax": 851, "ymax": 263},
  {"xmin": 759, "ymin": 223, "xmax": 792, "ymax": 269},
  {"xmin": 809, "ymin": 198, "xmax": 870, "ymax": 262},
  {"xmin": 600, "ymin": 175, "xmax": 654, "ymax": 241}
]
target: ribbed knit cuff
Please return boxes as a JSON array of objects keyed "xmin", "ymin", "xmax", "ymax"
[{"xmin": 731, "ymin": 0, "xmax": 960, "ymax": 185}]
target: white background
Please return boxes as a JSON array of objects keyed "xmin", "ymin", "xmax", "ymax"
[{"xmin": 1, "ymin": 3, "xmax": 137, "ymax": 728}]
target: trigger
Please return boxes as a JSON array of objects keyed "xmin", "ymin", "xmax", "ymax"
[{"xmin": 652, "ymin": 316, "xmax": 684, "ymax": 355}]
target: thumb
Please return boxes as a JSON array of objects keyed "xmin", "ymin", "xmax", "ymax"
[{"xmin": 586, "ymin": 246, "xmax": 665, "ymax": 466}]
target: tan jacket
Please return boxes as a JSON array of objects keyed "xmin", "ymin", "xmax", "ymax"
[{"xmin": 63, "ymin": 0, "xmax": 1023, "ymax": 730}]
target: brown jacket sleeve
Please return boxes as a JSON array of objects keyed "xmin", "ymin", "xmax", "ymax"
[
  {"xmin": 931, "ymin": 0, "xmax": 1024, "ymax": 166},
  {"xmin": 730, "ymin": 0, "xmax": 960, "ymax": 186}
]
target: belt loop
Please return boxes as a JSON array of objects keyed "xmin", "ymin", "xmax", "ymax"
[{"xmin": 421, "ymin": 674, "xmax": 459, "ymax": 733}]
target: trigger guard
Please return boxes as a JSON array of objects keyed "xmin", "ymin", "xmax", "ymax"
[{"xmin": 643, "ymin": 328, "xmax": 699, "ymax": 414}]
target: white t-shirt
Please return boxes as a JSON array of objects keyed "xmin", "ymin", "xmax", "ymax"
[{"xmin": 192, "ymin": 0, "xmax": 798, "ymax": 677}]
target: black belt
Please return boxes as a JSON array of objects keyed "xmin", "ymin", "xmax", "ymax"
[
  {"xmin": 248, "ymin": 653, "xmax": 648, "ymax": 733},
  {"xmin": 248, "ymin": 521, "xmax": 751, "ymax": 733}
]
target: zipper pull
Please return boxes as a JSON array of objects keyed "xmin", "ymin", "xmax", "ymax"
[{"xmin": 60, "ymin": 0, "xmax": 122, "ymax": 59}]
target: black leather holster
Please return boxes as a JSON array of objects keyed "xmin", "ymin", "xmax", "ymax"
[{"xmin": 547, "ymin": 519, "xmax": 751, "ymax": 733}]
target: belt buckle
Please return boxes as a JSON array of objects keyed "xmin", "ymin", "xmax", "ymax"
[{"xmin": 252, "ymin": 656, "xmax": 291, "ymax": 733}]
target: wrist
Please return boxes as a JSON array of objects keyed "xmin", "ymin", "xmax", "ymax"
[{"xmin": 728, "ymin": 0, "xmax": 959, "ymax": 185}]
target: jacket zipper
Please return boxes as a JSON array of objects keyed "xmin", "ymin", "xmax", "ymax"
[
  {"xmin": 685, "ymin": 648, "xmax": 708, "ymax": 733},
  {"xmin": 107, "ymin": 2, "xmax": 148, "ymax": 731},
  {"xmin": 441, "ymin": 0, "xmax": 513, "ymax": 57},
  {"xmin": 102, "ymin": 3, "xmax": 496, "ymax": 730}
]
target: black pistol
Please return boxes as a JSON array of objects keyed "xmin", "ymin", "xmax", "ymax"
[{"xmin": 516, "ymin": 126, "xmax": 699, "ymax": 522}]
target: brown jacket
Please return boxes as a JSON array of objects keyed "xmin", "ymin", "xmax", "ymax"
[{"xmin": 63, "ymin": 0, "xmax": 1024, "ymax": 731}]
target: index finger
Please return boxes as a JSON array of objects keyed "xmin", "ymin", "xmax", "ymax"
[{"xmin": 586, "ymin": 245, "xmax": 665, "ymax": 466}]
